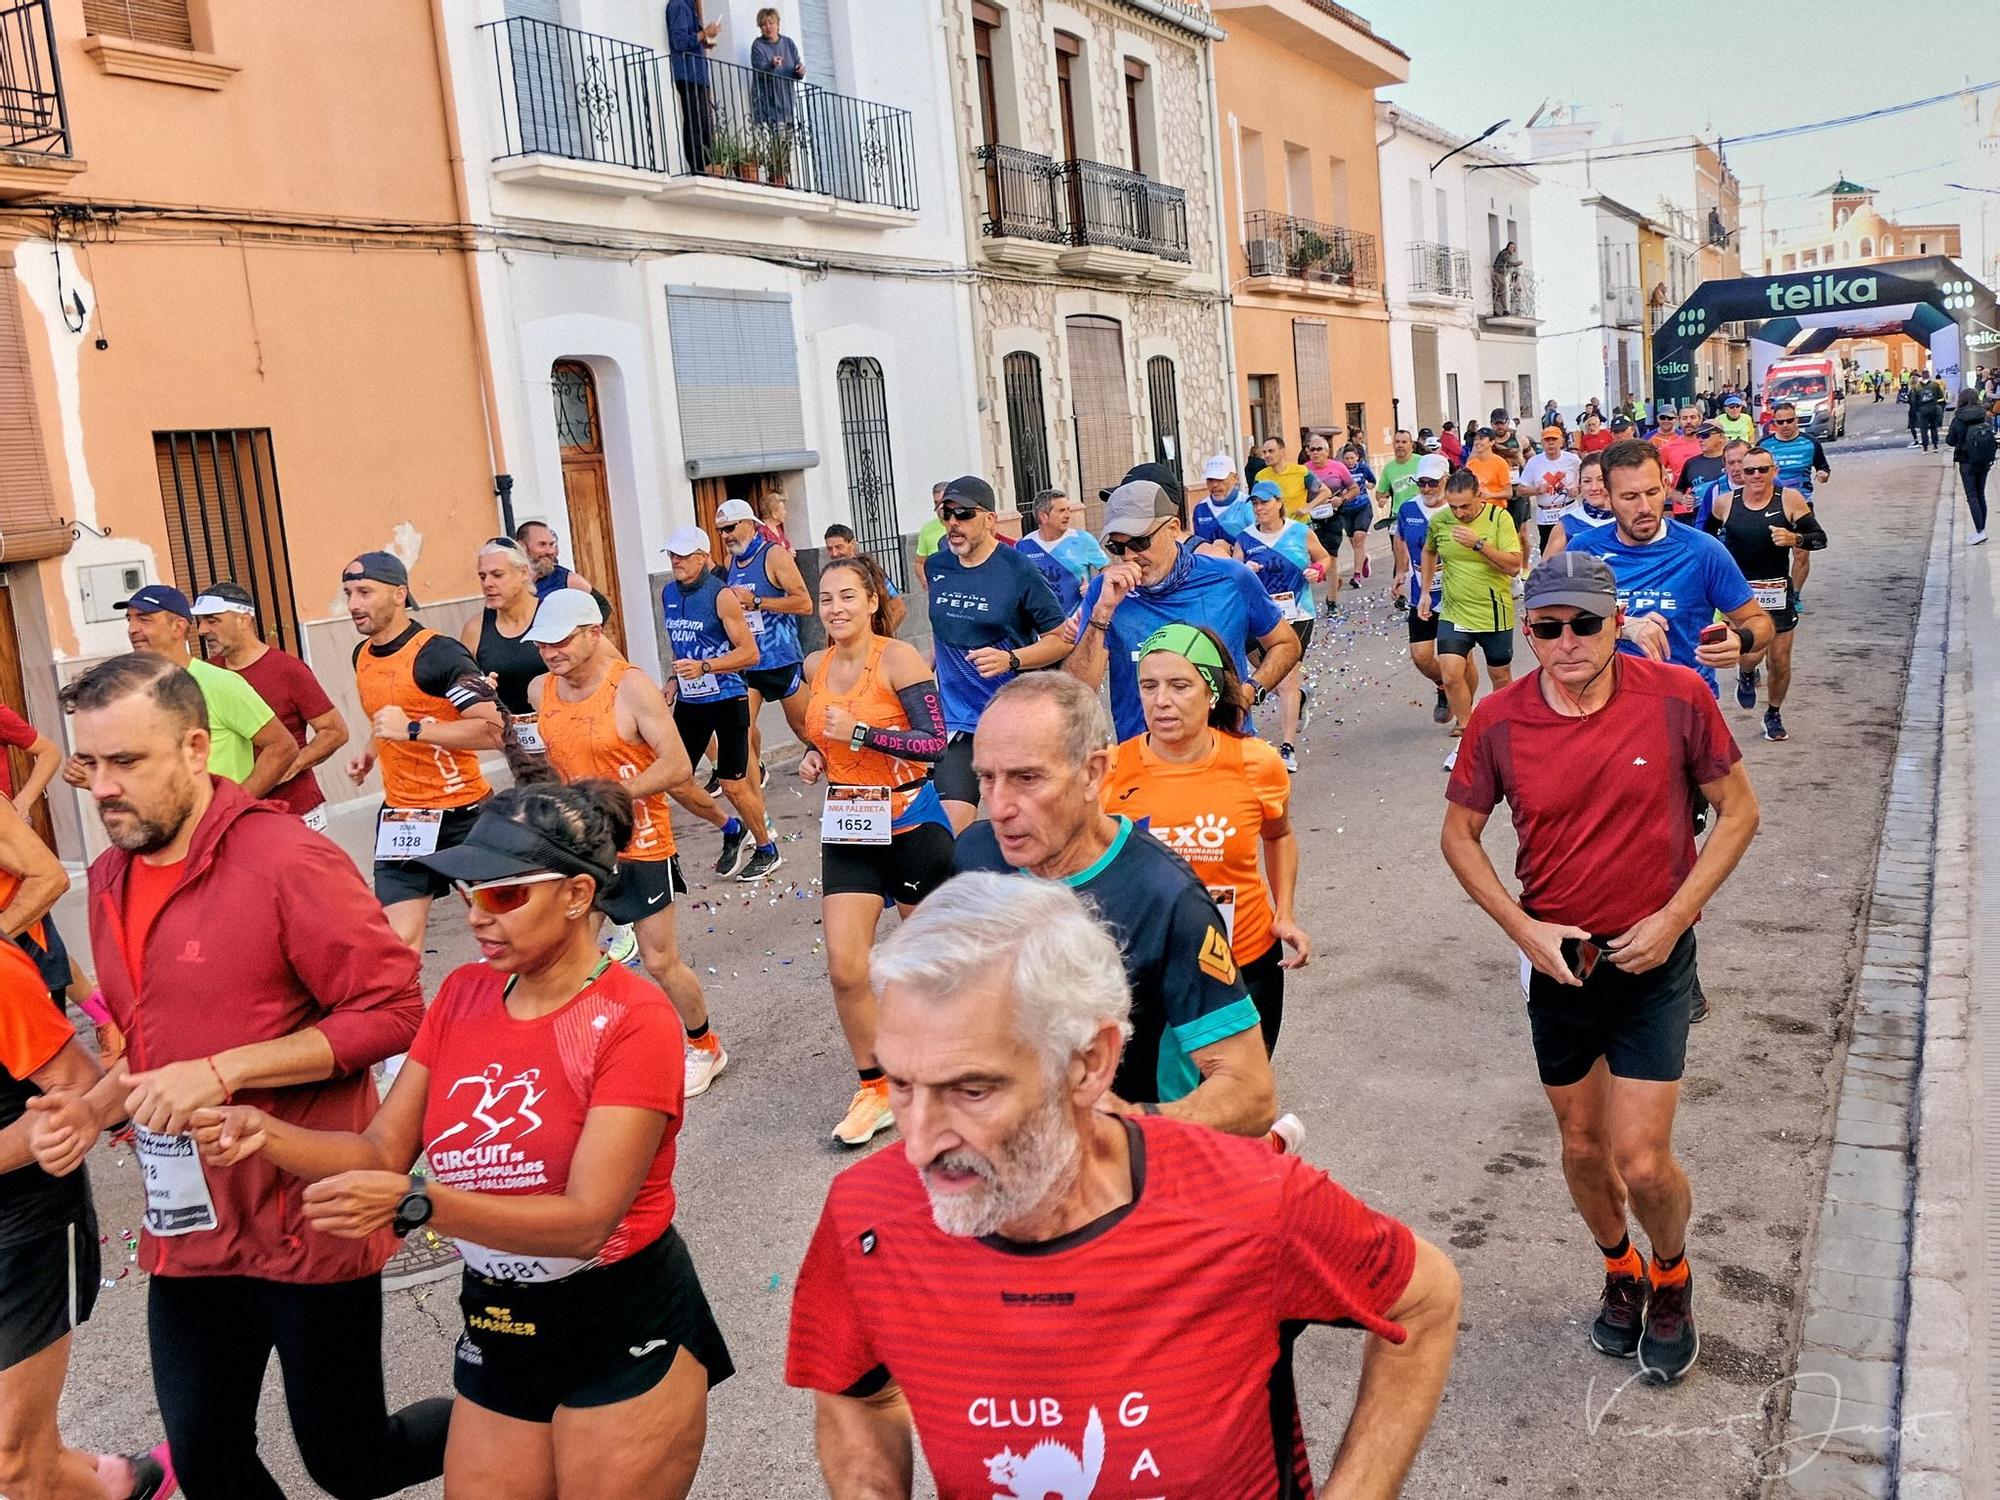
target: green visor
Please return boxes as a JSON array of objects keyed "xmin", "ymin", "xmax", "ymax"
[{"xmin": 1137, "ymin": 621, "xmax": 1227, "ymax": 699}]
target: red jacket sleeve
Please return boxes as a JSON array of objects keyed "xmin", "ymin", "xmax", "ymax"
[{"xmin": 276, "ymin": 832, "xmax": 422, "ymax": 1073}]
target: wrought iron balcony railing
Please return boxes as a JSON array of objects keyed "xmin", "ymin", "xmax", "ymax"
[
  {"xmin": 1603, "ymin": 283, "xmax": 1642, "ymax": 327},
  {"xmin": 1244, "ymin": 211, "xmax": 1379, "ymax": 291},
  {"xmin": 0, "ymin": 0, "xmax": 69, "ymax": 156},
  {"xmin": 1408, "ymin": 240, "xmax": 1470, "ymax": 298},
  {"xmin": 1482, "ymin": 266, "xmax": 1537, "ymax": 320},
  {"xmin": 973, "ymin": 146, "xmax": 1189, "ymax": 260}
]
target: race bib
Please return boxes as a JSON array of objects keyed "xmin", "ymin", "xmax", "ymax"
[
  {"xmin": 136, "ymin": 1125, "xmax": 219, "ymax": 1237},
  {"xmin": 457, "ymin": 1239, "xmax": 590, "ymax": 1283},
  {"xmin": 1749, "ymin": 577, "xmax": 1789, "ymax": 610},
  {"xmin": 1206, "ymin": 884, "xmax": 1238, "ymax": 947},
  {"xmin": 822, "ymin": 786, "xmax": 892, "ymax": 845},
  {"xmin": 742, "ymin": 609, "xmax": 767, "ymax": 636},
  {"xmin": 511, "ymin": 714, "xmax": 545, "ymax": 753},
  {"xmin": 376, "ymin": 807, "xmax": 442, "ymax": 860},
  {"xmin": 678, "ymin": 670, "xmax": 721, "ymax": 700},
  {"xmin": 301, "ymin": 807, "xmax": 328, "ymax": 833},
  {"xmin": 1308, "ymin": 502, "xmax": 1336, "ymax": 521}
]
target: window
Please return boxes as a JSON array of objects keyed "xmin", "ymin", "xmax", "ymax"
[
  {"xmin": 1858, "ymin": 236, "xmax": 1873, "ymax": 258},
  {"xmin": 1146, "ymin": 356, "xmax": 1181, "ymax": 468},
  {"xmin": 1292, "ymin": 320, "xmax": 1333, "ymax": 430},
  {"xmin": 1248, "ymin": 375, "xmax": 1282, "ymax": 446},
  {"xmin": 1326, "ymin": 155, "xmax": 1349, "ymax": 226},
  {"xmin": 1066, "ymin": 316, "xmax": 1130, "ymax": 528},
  {"xmin": 1002, "ymin": 351, "xmax": 1052, "ymax": 519},
  {"xmin": 1408, "ymin": 179, "xmax": 1425, "ymax": 241},
  {"xmin": 835, "ymin": 358, "xmax": 906, "ymax": 590},
  {"xmin": 972, "ymin": 3, "xmax": 1001, "ymax": 149},
  {"xmin": 1344, "ymin": 401, "xmax": 1367, "ymax": 441},
  {"xmin": 665, "ymin": 289, "xmax": 816, "ymax": 478},
  {"xmin": 1123, "ymin": 59, "xmax": 1147, "ymax": 174},
  {"xmin": 154, "ymin": 430, "xmax": 302, "ymax": 656},
  {"xmin": 1054, "ymin": 31, "xmax": 1081, "ymax": 162},
  {"xmin": 1239, "ymin": 127, "xmax": 1266, "ymax": 212},
  {"xmin": 0, "ymin": 267, "xmax": 66, "ymax": 562},
  {"xmin": 1518, "ymin": 375, "xmax": 1534, "ymax": 418},
  {"xmin": 1445, "ymin": 373, "xmax": 1461, "ymax": 429},
  {"xmin": 1284, "ymin": 143, "xmax": 1310, "ymax": 217},
  {"xmin": 1434, "ymin": 187, "xmax": 1450, "ymax": 248},
  {"xmin": 798, "ymin": 0, "xmax": 837, "ymax": 91},
  {"xmin": 83, "ymin": 0, "xmax": 193, "ymax": 47},
  {"xmin": 1881, "ymin": 237, "xmax": 1894, "ymax": 255}
]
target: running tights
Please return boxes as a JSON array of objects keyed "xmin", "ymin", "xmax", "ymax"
[
  {"xmin": 148, "ymin": 1274, "xmax": 450, "ymax": 1500},
  {"xmin": 1962, "ymin": 461, "xmax": 1991, "ymax": 535}
]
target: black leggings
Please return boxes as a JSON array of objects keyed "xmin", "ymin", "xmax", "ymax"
[
  {"xmin": 149, "ymin": 1273, "xmax": 450, "ymax": 1500},
  {"xmin": 1961, "ymin": 461, "xmax": 1991, "ymax": 534},
  {"xmin": 1240, "ymin": 941, "xmax": 1285, "ymax": 1054}
]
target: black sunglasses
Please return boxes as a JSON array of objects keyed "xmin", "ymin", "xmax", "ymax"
[
  {"xmin": 1772, "ymin": 416, "xmax": 1798, "ymax": 424},
  {"xmin": 1104, "ymin": 524, "xmax": 1168, "ymax": 556},
  {"xmin": 1526, "ymin": 613, "xmax": 1607, "ymax": 640},
  {"xmin": 1415, "ymin": 477, "xmax": 1442, "ymax": 488},
  {"xmin": 1742, "ymin": 463, "xmax": 1774, "ymax": 475},
  {"xmin": 940, "ymin": 505, "xmax": 984, "ymax": 522}
]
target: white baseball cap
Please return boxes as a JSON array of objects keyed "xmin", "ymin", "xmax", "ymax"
[
  {"xmin": 1201, "ymin": 452, "xmax": 1234, "ymax": 480},
  {"xmin": 713, "ymin": 498, "xmax": 758, "ymax": 526},
  {"xmin": 1416, "ymin": 454, "xmax": 1449, "ymax": 482},
  {"xmin": 522, "ymin": 589, "xmax": 603, "ymax": 644},
  {"xmin": 665, "ymin": 525, "xmax": 710, "ymax": 558}
]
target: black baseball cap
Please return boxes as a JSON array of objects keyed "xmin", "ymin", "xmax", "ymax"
[
  {"xmin": 342, "ymin": 551, "xmax": 418, "ymax": 609},
  {"xmin": 1100, "ymin": 460, "xmax": 1186, "ymax": 509},
  {"xmin": 1490, "ymin": 407, "xmax": 1511, "ymax": 422},
  {"xmin": 940, "ymin": 475, "xmax": 997, "ymax": 512}
]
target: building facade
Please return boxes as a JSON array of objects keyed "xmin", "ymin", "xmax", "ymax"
[
  {"xmin": 1754, "ymin": 178, "xmax": 1962, "ymax": 277},
  {"xmin": 1214, "ymin": 1, "xmax": 1404, "ymax": 457},
  {"xmin": 0, "ymin": 0, "xmax": 500, "ymax": 858},
  {"xmin": 940, "ymin": 0, "xmax": 1230, "ymax": 524}
]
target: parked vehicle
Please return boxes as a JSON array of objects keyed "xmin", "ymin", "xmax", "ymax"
[{"xmin": 1759, "ymin": 356, "xmax": 1846, "ymax": 440}]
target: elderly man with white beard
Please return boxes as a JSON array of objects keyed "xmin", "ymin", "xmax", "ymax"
[{"xmin": 785, "ymin": 874, "xmax": 1460, "ymax": 1499}]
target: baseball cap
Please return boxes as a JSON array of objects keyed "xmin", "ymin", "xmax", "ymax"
[
  {"xmin": 1415, "ymin": 454, "xmax": 1449, "ymax": 483},
  {"xmin": 1523, "ymin": 552, "xmax": 1619, "ymax": 613},
  {"xmin": 1102, "ymin": 461, "xmax": 1185, "ymax": 508},
  {"xmin": 189, "ymin": 581, "xmax": 255, "ymax": 617},
  {"xmin": 664, "ymin": 525, "xmax": 710, "ymax": 558},
  {"xmin": 1249, "ymin": 479, "xmax": 1283, "ymax": 503},
  {"xmin": 522, "ymin": 588, "xmax": 604, "ymax": 644},
  {"xmin": 1696, "ymin": 422, "xmax": 1722, "ymax": 438},
  {"xmin": 342, "ymin": 551, "xmax": 418, "ymax": 609},
  {"xmin": 940, "ymin": 475, "xmax": 997, "ymax": 512},
  {"xmin": 1609, "ymin": 415, "xmax": 1633, "ymax": 431},
  {"xmin": 1100, "ymin": 480, "xmax": 1180, "ymax": 538},
  {"xmin": 1723, "ymin": 393, "xmax": 1744, "ymax": 407},
  {"xmin": 713, "ymin": 498, "xmax": 758, "ymax": 527},
  {"xmin": 1201, "ymin": 452, "xmax": 1235, "ymax": 481},
  {"xmin": 115, "ymin": 583, "xmax": 192, "ymax": 620},
  {"xmin": 1541, "ymin": 424, "xmax": 1565, "ymax": 439}
]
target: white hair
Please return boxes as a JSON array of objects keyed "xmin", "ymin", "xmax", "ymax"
[
  {"xmin": 478, "ymin": 537, "xmax": 534, "ymax": 574},
  {"xmin": 872, "ymin": 873, "xmax": 1131, "ymax": 1081}
]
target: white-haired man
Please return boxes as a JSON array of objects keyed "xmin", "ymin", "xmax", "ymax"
[{"xmin": 786, "ymin": 872, "xmax": 1460, "ymax": 1497}]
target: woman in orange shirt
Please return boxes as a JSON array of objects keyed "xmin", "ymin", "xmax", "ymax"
[
  {"xmin": 797, "ymin": 557, "xmax": 949, "ymax": 1147},
  {"xmin": 1099, "ymin": 623, "xmax": 1309, "ymax": 1052}
]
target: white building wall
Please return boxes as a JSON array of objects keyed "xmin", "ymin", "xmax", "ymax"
[
  {"xmin": 1528, "ymin": 171, "xmax": 1602, "ymax": 414},
  {"xmin": 1376, "ymin": 120, "xmax": 1480, "ymax": 433}
]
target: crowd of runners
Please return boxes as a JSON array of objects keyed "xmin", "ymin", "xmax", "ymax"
[{"xmin": 0, "ymin": 392, "xmax": 1862, "ymax": 1496}]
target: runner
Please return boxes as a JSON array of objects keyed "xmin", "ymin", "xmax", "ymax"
[
  {"xmin": 1442, "ymin": 551, "xmax": 1761, "ymax": 1385},
  {"xmin": 459, "ymin": 537, "xmax": 547, "ymax": 719},
  {"xmin": 1576, "ymin": 409, "xmax": 1613, "ymax": 456},
  {"xmin": 1392, "ymin": 454, "xmax": 1454, "ymax": 724},
  {"xmin": 1654, "ymin": 407, "xmax": 1704, "ymax": 489},
  {"xmin": 1710, "ymin": 447, "xmax": 1826, "ymax": 742},
  {"xmin": 1419, "ymin": 468, "xmax": 1524, "ymax": 770},
  {"xmin": 513, "ymin": 518, "xmax": 596, "ymax": 600},
  {"xmin": 923, "ymin": 476, "xmax": 1071, "ymax": 833},
  {"xmin": 1542, "ymin": 451, "xmax": 1617, "ymax": 559},
  {"xmin": 1761, "ymin": 402, "xmax": 1831, "ymax": 604},
  {"xmin": 1693, "ymin": 440, "xmax": 1752, "ymax": 535},
  {"xmin": 1237, "ymin": 480, "xmax": 1331, "ymax": 771},
  {"xmin": 1488, "ymin": 407, "xmax": 1524, "ymax": 472},
  {"xmin": 523, "ymin": 590, "xmax": 732, "ymax": 1097},
  {"xmin": 39, "ymin": 651, "xmax": 448, "ymax": 1498},
  {"xmin": 821, "ymin": 525, "xmax": 908, "ymax": 635},
  {"xmin": 1671, "ymin": 424, "xmax": 1728, "ymax": 525},
  {"xmin": 1103, "ymin": 623, "xmax": 1308, "ymax": 1051},
  {"xmin": 1255, "ymin": 435, "xmax": 1322, "ymax": 525},
  {"xmin": 797, "ymin": 557, "xmax": 950, "ymax": 1147},
  {"xmin": 1517, "ymin": 425, "xmax": 1581, "ymax": 553},
  {"xmin": 717, "ymin": 497, "xmax": 813, "ymax": 772},
  {"xmin": 342, "ymin": 552, "xmax": 504, "ymax": 948},
  {"xmin": 1367, "ymin": 430, "xmax": 1422, "ymax": 588},
  {"xmin": 658, "ymin": 527, "xmax": 782, "ymax": 881},
  {"xmin": 1464, "ymin": 426, "xmax": 1515, "ymax": 516},
  {"xmin": 0, "ymin": 703, "xmax": 59, "ymax": 821},
  {"xmin": 1190, "ymin": 453, "xmax": 1252, "ymax": 549},
  {"xmin": 1014, "ymin": 488, "xmax": 1109, "ymax": 616},
  {"xmin": 954, "ymin": 673, "xmax": 1277, "ymax": 1134},
  {"xmin": 189, "ymin": 780, "xmax": 732, "ymax": 1500},
  {"xmin": 786, "ymin": 874, "xmax": 1459, "ymax": 1495},
  {"xmin": 193, "ymin": 582, "xmax": 348, "ymax": 830},
  {"xmin": 1716, "ymin": 392, "xmax": 1756, "ymax": 445},
  {"xmin": 1305, "ymin": 435, "xmax": 1366, "ymax": 589}
]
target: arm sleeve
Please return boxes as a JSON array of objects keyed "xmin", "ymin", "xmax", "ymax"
[
  {"xmin": 1162, "ymin": 882, "xmax": 1259, "ymax": 1056},
  {"xmin": 785, "ymin": 1196, "xmax": 883, "ymax": 1394},
  {"xmin": 860, "ymin": 681, "xmax": 946, "ymax": 762},
  {"xmin": 413, "ymin": 636, "xmax": 499, "ymax": 713},
  {"xmin": 0, "ymin": 707, "xmax": 36, "ymax": 752},
  {"xmin": 589, "ymin": 999, "xmax": 684, "ymax": 1119},
  {"xmin": 1811, "ymin": 441, "xmax": 1830, "ymax": 472},
  {"xmin": 278, "ymin": 833, "xmax": 424, "ymax": 1073},
  {"xmin": 0, "ymin": 950, "xmax": 74, "ymax": 1080},
  {"xmin": 1272, "ymin": 1163, "xmax": 1417, "ymax": 1342}
]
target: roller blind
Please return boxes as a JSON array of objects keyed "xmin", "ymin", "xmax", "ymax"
[
  {"xmin": 666, "ymin": 288, "xmax": 817, "ymax": 478},
  {"xmin": 0, "ymin": 268, "xmax": 68, "ymax": 562},
  {"xmin": 82, "ymin": 0, "xmax": 194, "ymax": 48},
  {"xmin": 1292, "ymin": 318, "xmax": 1334, "ymax": 429}
]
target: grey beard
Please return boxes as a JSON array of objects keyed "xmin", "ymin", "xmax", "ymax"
[{"xmin": 922, "ymin": 1090, "xmax": 1083, "ymax": 1240}]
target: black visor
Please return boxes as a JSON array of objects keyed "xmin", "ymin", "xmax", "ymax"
[{"xmin": 412, "ymin": 808, "xmax": 616, "ymax": 895}]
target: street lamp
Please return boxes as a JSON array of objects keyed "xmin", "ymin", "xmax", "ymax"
[{"xmin": 1431, "ymin": 119, "xmax": 1509, "ymax": 177}]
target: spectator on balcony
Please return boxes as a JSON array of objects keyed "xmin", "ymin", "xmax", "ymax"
[
  {"xmin": 1491, "ymin": 240, "xmax": 1521, "ymax": 311},
  {"xmin": 749, "ymin": 8, "xmax": 804, "ymax": 129},
  {"xmin": 667, "ymin": 0, "xmax": 720, "ymax": 171}
]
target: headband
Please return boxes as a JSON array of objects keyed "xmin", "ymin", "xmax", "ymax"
[{"xmin": 1137, "ymin": 622, "xmax": 1228, "ymax": 698}]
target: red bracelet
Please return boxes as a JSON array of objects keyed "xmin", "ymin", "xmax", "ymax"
[{"xmin": 205, "ymin": 1055, "xmax": 232, "ymax": 1104}]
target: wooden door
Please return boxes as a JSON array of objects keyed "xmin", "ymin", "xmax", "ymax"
[
  {"xmin": 0, "ymin": 577, "xmax": 52, "ymax": 850},
  {"xmin": 693, "ymin": 477, "xmax": 728, "ymax": 562},
  {"xmin": 552, "ymin": 361, "xmax": 627, "ymax": 654}
]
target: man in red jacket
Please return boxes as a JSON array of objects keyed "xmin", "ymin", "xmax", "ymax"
[{"xmin": 29, "ymin": 652, "xmax": 446, "ymax": 1499}]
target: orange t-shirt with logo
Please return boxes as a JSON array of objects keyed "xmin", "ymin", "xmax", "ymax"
[
  {"xmin": 1466, "ymin": 453, "xmax": 1514, "ymax": 503},
  {"xmin": 1101, "ymin": 732, "xmax": 1290, "ymax": 964},
  {"xmin": 538, "ymin": 662, "xmax": 674, "ymax": 862}
]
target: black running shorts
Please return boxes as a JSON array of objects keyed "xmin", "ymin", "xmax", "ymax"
[
  {"xmin": 0, "ymin": 1208, "xmax": 99, "ymax": 1372},
  {"xmin": 1526, "ymin": 928, "xmax": 1697, "ymax": 1088},
  {"xmin": 673, "ymin": 695, "xmax": 752, "ymax": 784},
  {"xmin": 374, "ymin": 804, "xmax": 483, "ymax": 907},
  {"xmin": 743, "ymin": 664, "xmax": 803, "ymax": 703},
  {"xmin": 597, "ymin": 856, "xmax": 687, "ymax": 926},
  {"xmin": 821, "ymin": 821, "xmax": 955, "ymax": 906},
  {"xmin": 934, "ymin": 732, "xmax": 978, "ymax": 807}
]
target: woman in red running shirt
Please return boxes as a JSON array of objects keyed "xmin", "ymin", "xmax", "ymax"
[{"xmin": 190, "ymin": 780, "xmax": 731, "ymax": 1499}]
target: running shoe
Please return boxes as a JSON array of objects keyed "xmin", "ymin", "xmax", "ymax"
[
  {"xmin": 1638, "ymin": 1268, "xmax": 1699, "ymax": 1384},
  {"xmin": 1280, "ymin": 742, "xmax": 1298, "ymax": 774},
  {"xmin": 1442, "ymin": 745, "xmax": 1458, "ymax": 773},
  {"xmin": 1734, "ymin": 666, "xmax": 1757, "ymax": 710},
  {"xmin": 831, "ymin": 1084, "xmax": 895, "ymax": 1146},
  {"xmin": 737, "ymin": 845, "xmax": 784, "ymax": 882},
  {"xmin": 602, "ymin": 923, "xmax": 639, "ymax": 968},
  {"xmin": 703, "ymin": 768, "xmax": 721, "ymax": 795},
  {"xmin": 1267, "ymin": 1113, "xmax": 1306, "ymax": 1156},
  {"xmin": 123, "ymin": 1447, "xmax": 176, "ymax": 1500},
  {"xmin": 684, "ymin": 1038, "xmax": 729, "ymax": 1098},
  {"xmin": 1431, "ymin": 687, "xmax": 1450, "ymax": 725},
  {"xmin": 1762, "ymin": 706, "xmax": 1787, "ymax": 742},
  {"xmin": 1792, "ymin": 589, "xmax": 1805, "ymax": 611},
  {"xmin": 1297, "ymin": 683, "xmax": 1315, "ymax": 734},
  {"xmin": 715, "ymin": 823, "xmax": 750, "ymax": 878},
  {"xmin": 1590, "ymin": 1268, "xmax": 1650, "ymax": 1358},
  {"xmin": 1972, "ymin": 530, "xmax": 1989, "ymax": 546}
]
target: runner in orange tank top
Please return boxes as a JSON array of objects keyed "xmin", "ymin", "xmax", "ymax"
[
  {"xmin": 342, "ymin": 552, "xmax": 504, "ymax": 952},
  {"xmin": 1098, "ymin": 622, "xmax": 1310, "ymax": 1055},
  {"xmin": 797, "ymin": 557, "xmax": 950, "ymax": 1147},
  {"xmin": 524, "ymin": 591, "xmax": 737, "ymax": 1100}
]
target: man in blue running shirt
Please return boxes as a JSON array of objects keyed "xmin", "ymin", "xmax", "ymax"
[
  {"xmin": 717, "ymin": 497, "xmax": 812, "ymax": 772},
  {"xmin": 1761, "ymin": 402, "xmax": 1830, "ymax": 603},
  {"xmin": 1015, "ymin": 488, "xmax": 1109, "ymax": 614}
]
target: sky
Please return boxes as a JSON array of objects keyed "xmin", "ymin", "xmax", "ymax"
[{"xmin": 1372, "ymin": 0, "xmax": 1991, "ymax": 244}]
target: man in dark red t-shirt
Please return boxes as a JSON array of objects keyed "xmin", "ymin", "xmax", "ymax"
[
  {"xmin": 1440, "ymin": 551, "xmax": 1758, "ymax": 1388},
  {"xmin": 193, "ymin": 583, "xmax": 348, "ymax": 825},
  {"xmin": 786, "ymin": 873, "xmax": 1460, "ymax": 1498}
]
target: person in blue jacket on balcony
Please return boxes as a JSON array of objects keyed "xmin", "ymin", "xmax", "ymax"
[
  {"xmin": 750, "ymin": 8, "xmax": 805, "ymax": 129},
  {"xmin": 667, "ymin": 0, "xmax": 719, "ymax": 171}
]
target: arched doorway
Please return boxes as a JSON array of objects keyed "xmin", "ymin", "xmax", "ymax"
[{"xmin": 551, "ymin": 361, "xmax": 626, "ymax": 652}]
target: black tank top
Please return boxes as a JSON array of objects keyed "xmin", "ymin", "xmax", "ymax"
[
  {"xmin": 1720, "ymin": 488, "xmax": 1790, "ymax": 582},
  {"xmin": 477, "ymin": 608, "xmax": 544, "ymax": 714}
]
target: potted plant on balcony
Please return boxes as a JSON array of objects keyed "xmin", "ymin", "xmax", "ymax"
[
  {"xmin": 762, "ymin": 124, "xmax": 794, "ymax": 189},
  {"xmin": 708, "ymin": 127, "xmax": 743, "ymax": 179},
  {"xmin": 1291, "ymin": 228, "xmax": 1332, "ymax": 280},
  {"xmin": 733, "ymin": 129, "xmax": 763, "ymax": 183}
]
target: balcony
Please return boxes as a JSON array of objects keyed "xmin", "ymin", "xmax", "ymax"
[
  {"xmin": 1243, "ymin": 210, "xmax": 1379, "ymax": 300},
  {"xmin": 0, "ymin": 0, "xmax": 83, "ymax": 200},
  {"xmin": 1647, "ymin": 305, "xmax": 1670, "ymax": 334},
  {"xmin": 1479, "ymin": 266, "xmax": 1538, "ymax": 328},
  {"xmin": 1603, "ymin": 283, "xmax": 1642, "ymax": 328},
  {"xmin": 972, "ymin": 145, "xmax": 1190, "ymax": 281},
  {"xmin": 483, "ymin": 17, "xmax": 917, "ymax": 224},
  {"xmin": 1406, "ymin": 240, "xmax": 1470, "ymax": 304}
]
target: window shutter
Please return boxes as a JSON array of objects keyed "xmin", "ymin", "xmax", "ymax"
[
  {"xmin": 665, "ymin": 289, "xmax": 818, "ymax": 478},
  {"xmin": 82, "ymin": 0, "xmax": 195, "ymax": 48},
  {"xmin": 1066, "ymin": 315, "xmax": 1130, "ymax": 529},
  {"xmin": 0, "ymin": 269, "xmax": 68, "ymax": 562},
  {"xmin": 1292, "ymin": 319, "xmax": 1334, "ymax": 429}
]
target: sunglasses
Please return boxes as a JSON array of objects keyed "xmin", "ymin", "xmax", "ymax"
[
  {"xmin": 940, "ymin": 505, "xmax": 983, "ymax": 523},
  {"xmin": 1526, "ymin": 614, "xmax": 1607, "ymax": 641},
  {"xmin": 1104, "ymin": 523, "xmax": 1169, "ymax": 556},
  {"xmin": 453, "ymin": 872, "xmax": 565, "ymax": 914},
  {"xmin": 1742, "ymin": 464, "xmax": 1774, "ymax": 476},
  {"xmin": 1773, "ymin": 417, "xmax": 1798, "ymax": 424},
  {"xmin": 1415, "ymin": 477, "xmax": 1442, "ymax": 489}
]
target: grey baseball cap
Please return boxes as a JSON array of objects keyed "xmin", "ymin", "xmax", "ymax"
[
  {"xmin": 1099, "ymin": 480, "xmax": 1181, "ymax": 539},
  {"xmin": 1523, "ymin": 551, "xmax": 1619, "ymax": 613}
]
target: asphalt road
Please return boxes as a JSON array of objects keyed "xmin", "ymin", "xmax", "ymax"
[{"xmin": 57, "ymin": 399, "xmax": 1944, "ymax": 1497}]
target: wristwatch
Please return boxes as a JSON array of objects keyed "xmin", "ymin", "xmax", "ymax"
[
  {"xmin": 849, "ymin": 723, "xmax": 871, "ymax": 751},
  {"xmin": 1007, "ymin": 649, "xmax": 1022, "ymax": 673},
  {"xmin": 405, "ymin": 720, "xmax": 422, "ymax": 741},
  {"xmin": 1251, "ymin": 681, "xmax": 1270, "ymax": 707},
  {"xmin": 391, "ymin": 1175, "xmax": 432, "ymax": 1239}
]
